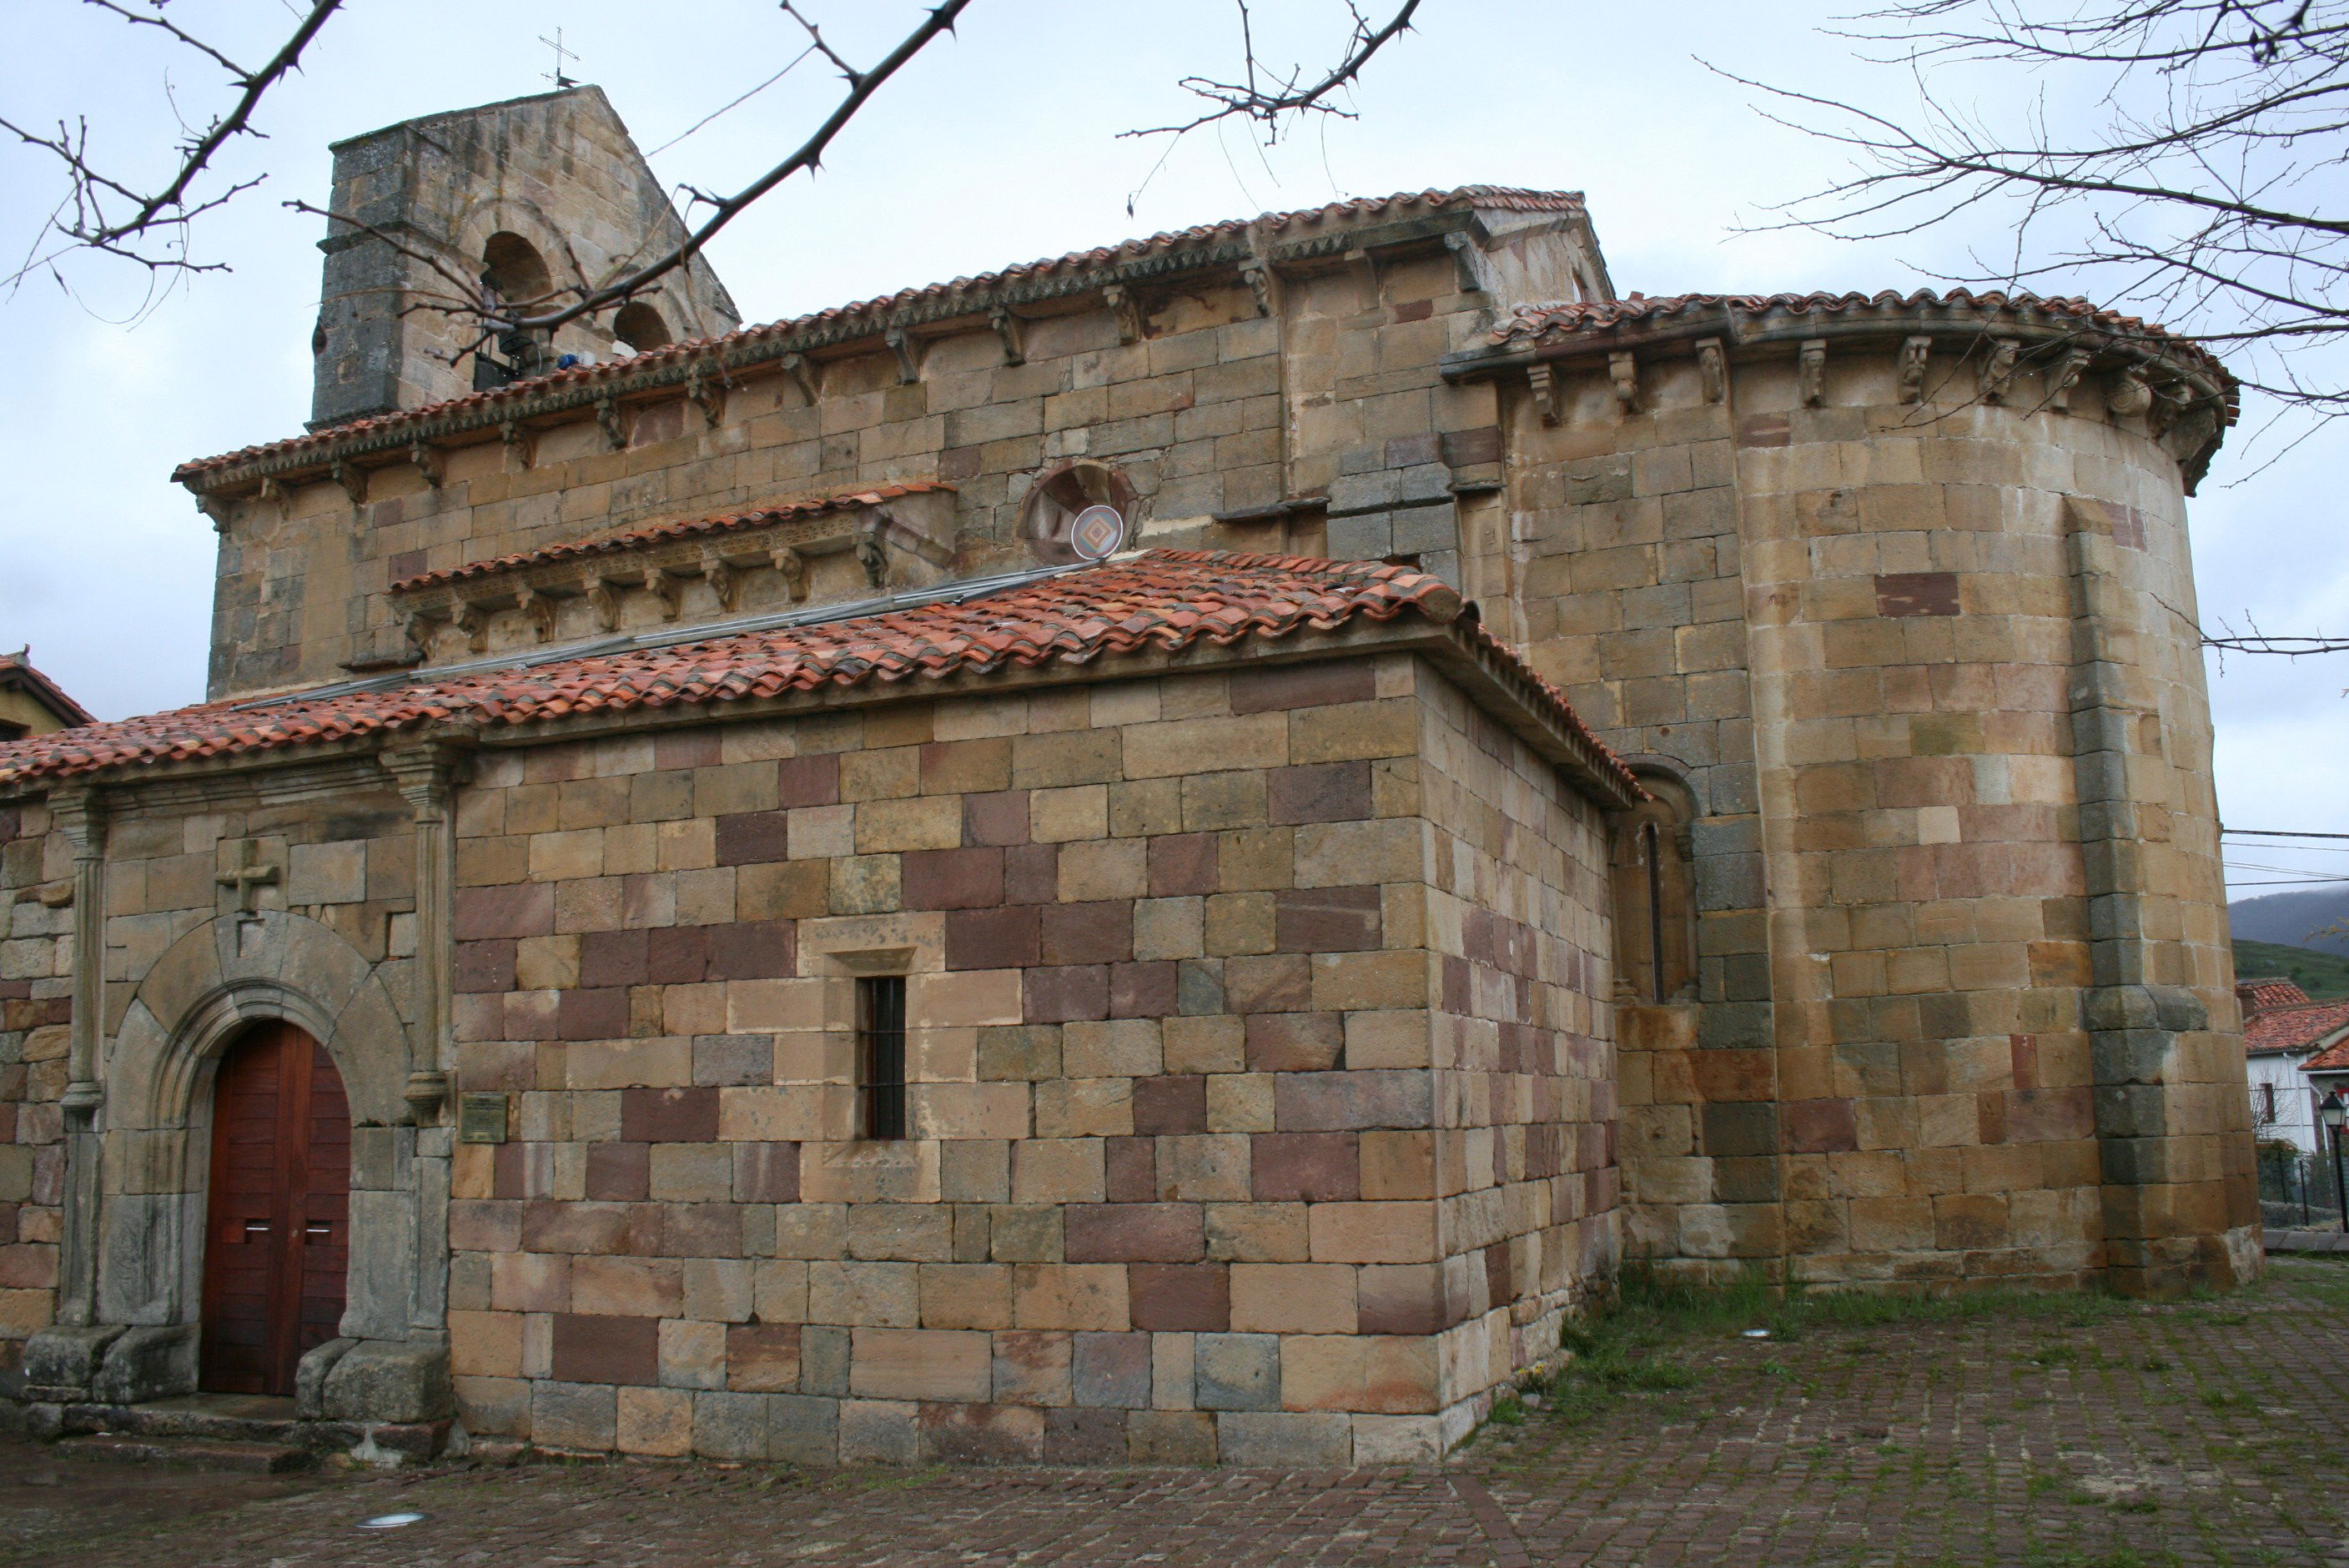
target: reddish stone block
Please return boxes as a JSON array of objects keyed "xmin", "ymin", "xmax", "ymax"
[
  {"xmin": 1109, "ymin": 962, "xmax": 1178, "ymax": 1019},
  {"xmin": 454, "ymin": 882, "xmax": 554, "ymax": 940},
  {"xmin": 1484, "ymin": 1241, "xmax": 1515, "ymax": 1307},
  {"xmin": 1272, "ymin": 1071, "xmax": 1430, "ymax": 1132},
  {"xmin": 1224, "ymin": 954, "xmax": 1311, "ymax": 1013},
  {"xmin": 1044, "ymin": 1408, "xmax": 1127, "ymax": 1465},
  {"xmin": 557, "ymin": 988, "xmax": 632, "ymax": 1041},
  {"xmin": 1876, "ymin": 570, "xmax": 1960, "ymax": 617},
  {"xmin": 947, "ymin": 906, "xmax": 1040, "ymax": 970},
  {"xmin": 1106, "ymin": 1137, "xmax": 1157, "ymax": 1202},
  {"xmin": 707, "ymin": 919, "xmax": 794, "ymax": 979},
  {"xmin": 715, "ymin": 811, "xmax": 790, "ymax": 866},
  {"xmin": 727, "ymin": 1324, "xmax": 802, "ymax": 1392},
  {"xmin": 454, "ymin": 940, "xmax": 517, "ymax": 994},
  {"xmin": 1738, "ymin": 412, "xmax": 1791, "ymax": 448},
  {"xmin": 1250, "ymin": 1132, "xmax": 1360, "ymax": 1201},
  {"xmin": 903, "ymin": 847, "xmax": 1005, "ymax": 911},
  {"xmin": 1064, "ymin": 1204, "xmax": 1205, "ymax": 1264},
  {"xmin": 918, "ymin": 1402, "xmax": 1044, "ymax": 1465},
  {"xmin": 491, "ymin": 1143, "xmax": 526, "ymax": 1199},
  {"xmin": 776, "ymin": 754, "xmax": 840, "ymax": 809},
  {"xmin": 654, "ymin": 731, "xmax": 722, "ymax": 769},
  {"xmin": 1128, "ymin": 1264, "xmax": 1229, "ymax": 1331},
  {"xmin": 1041, "ymin": 902, "xmax": 1134, "ymax": 965},
  {"xmin": 450, "ymin": 1199, "xmax": 522, "ymax": 1253},
  {"xmin": 733, "ymin": 1142, "xmax": 801, "ymax": 1203},
  {"xmin": 1132, "ymin": 1075, "xmax": 1208, "ymax": 1136},
  {"xmin": 1230, "ymin": 661, "xmax": 1375, "ymax": 713},
  {"xmin": 580, "ymin": 929, "xmax": 650, "ymax": 988},
  {"xmin": 1004, "ymin": 843, "xmax": 1059, "ymax": 904},
  {"xmin": 1266, "ymin": 762, "xmax": 1372, "ymax": 826},
  {"xmin": 621, "ymin": 1087, "xmax": 721, "ymax": 1143},
  {"xmin": 1783, "ymin": 1097, "xmax": 1859, "ymax": 1153},
  {"xmin": 1245, "ymin": 1012, "xmax": 1344, "ymax": 1073},
  {"xmin": 1357, "ymin": 1264, "xmax": 1452, "ymax": 1334},
  {"xmin": 550, "ymin": 1314, "xmax": 658, "ymax": 1385},
  {"xmin": 1441, "ymin": 425, "xmax": 1503, "ymax": 465},
  {"xmin": 586, "ymin": 1142, "xmax": 651, "ymax": 1202},
  {"xmin": 655, "ymin": 1204, "xmax": 742, "ymax": 1259},
  {"xmin": 1024, "ymin": 965, "xmax": 1109, "ymax": 1023},
  {"xmin": 963, "ymin": 790, "xmax": 1031, "ymax": 847},
  {"xmin": 646, "ymin": 926, "xmax": 711, "ymax": 984},
  {"xmin": 1148, "ymin": 833, "xmax": 1219, "ymax": 896},
  {"xmin": 1275, "ymin": 887, "xmax": 1381, "ymax": 952}
]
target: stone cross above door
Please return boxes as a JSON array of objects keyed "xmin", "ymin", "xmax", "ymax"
[{"xmin": 216, "ymin": 840, "xmax": 279, "ymax": 917}]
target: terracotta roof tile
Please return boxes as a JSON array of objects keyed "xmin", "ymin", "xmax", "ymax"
[
  {"xmin": 2306, "ymin": 1035, "xmax": 2349, "ymax": 1073},
  {"xmin": 1489, "ymin": 289, "xmax": 2232, "ymax": 381},
  {"xmin": 390, "ymin": 482, "xmax": 953, "ymax": 592},
  {"xmin": 0, "ymin": 550, "xmax": 1637, "ymax": 800},
  {"xmin": 176, "ymin": 188, "xmax": 1582, "ymax": 481},
  {"xmin": 2238, "ymin": 977, "xmax": 2312, "ymax": 1016},
  {"xmin": 2244, "ymin": 998, "xmax": 2349, "ymax": 1055}
]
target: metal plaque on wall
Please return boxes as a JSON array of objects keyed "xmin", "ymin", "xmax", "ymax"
[{"xmin": 457, "ymin": 1092, "xmax": 510, "ymax": 1145}]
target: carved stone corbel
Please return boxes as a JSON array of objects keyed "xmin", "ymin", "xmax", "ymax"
[
  {"xmin": 1898, "ymin": 336, "xmax": 1932, "ymax": 404},
  {"xmin": 1344, "ymin": 249, "xmax": 1381, "ymax": 310},
  {"xmin": 770, "ymin": 545, "xmax": 809, "ymax": 601},
  {"xmin": 1102, "ymin": 283, "xmax": 1143, "ymax": 345},
  {"xmin": 643, "ymin": 565, "xmax": 682, "ymax": 621},
  {"xmin": 1238, "ymin": 256, "xmax": 1280, "ymax": 319},
  {"xmin": 1528, "ymin": 362, "xmax": 1562, "ymax": 427},
  {"xmin": 195, "ymin": 493, "xmax": 235, "ymax": 533},
  {"xmin": 1695, "ymin": 339, "xmax": 1726, "ymax": 405},
  {"xmin": 1797, "ymin": 339, "xmax": 1827, "ymax": 407},
  {"xmin": 405, "ymin": 608, "xmax": 444, "ymax": 656},
  {"xmin": 1609, "ymin": 351, "xmax": 1639, "ymax": 414},
  {"xmin": 781, "ymin": 351, "xmax": 819, "ymax": 405},
  {"xmin": 256, "ymin": 475, "xmax": 291, "ymax": 517},
  {"xmin": 585, "ymin": 573, "xmax": 624, "ymax": 631},
  {"xmin": 702, "ymin": 548, "xmax": 738, "ymax": 611},
  {"xmin": 1979, "ymin": 338, "xmax": 2020, "ymax": 405},
  {"xmin": 500, "ymin": 418, "xmax": 536, "ymax": 470},
  {"xmin": 885, "ymin": 329, "xmax": 923, "ymax": 385},
  {"xmin": 410, "ymin": 440, "xmax": 444, "ymax": 488},
  {"xmin": 2108, "ymin": 365, "xmax": 2155, "ymax": 419},
  {"xmin": 332, "ymin": 460, "xmax": 368, "ymax": 505},
  {"xmin": 856, "ymin": 529, "xmax": 889, "ymax": 588},
  {"xmin": 687, "ymin": 361, "xmax": 731, "ymax": 427},
  {"xmin": 513, "ymin": 584, "xmax": 556, "ymax": 642},
  {"xmin": 596, "ymin": 395, "xmax": 630, "ymax": 450},
  {"xmin": 1443, "ymin": 230, "xmax": 1491, "ymax": 297},
  {"xmin": 2048, "ymin": 347, "xmax": 2092, "ymax": 413},
  {"xmin": 989, "ymin": 308, "xmax": 1027, "ymax": 366},
  {"xmin": 450, "ymin": 599, "xmax": 489, "ymax": 653}
]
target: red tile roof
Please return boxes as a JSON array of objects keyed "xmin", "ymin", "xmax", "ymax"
[
  {"xmin": 391, "ymin": 482, "xmax": 953, "ymax": 593},
  {"xmin": 2238, "ymin": 977, "xmax": 2313, "ymax": 1016},
  {"xmin": 0, "ymin": 650, "xmax": 94, "ymax": 729},
  {"xmin": 2307, "ymin": 1036, "xmax": 2349, "ymax": 1073},
  {"xmin": 0, "ymin": 550, "xmax": 1639, "ymax": 801},
  {"xmin": 2244, "ymin": 999, "xmax": 2349, "ymax": 1056},
  {"xmin": 1489, "ymin": 289, "xmax": 2232, "ymax": 381},
  {"xmin": 176, "ymin": 188, "xmax": 1583, "ymax": 482}
]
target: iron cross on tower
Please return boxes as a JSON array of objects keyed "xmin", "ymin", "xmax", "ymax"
[{"xmin": 541, "ymin": 28, "xmax": 580, "ymax": 90}]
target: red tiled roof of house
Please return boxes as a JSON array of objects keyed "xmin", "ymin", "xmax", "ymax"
[
  {"xmin": 175, "ymin": 188, "xmax": 1583, "ymax": 481},
  {"xmin": 2238, "ymin": 977, "xmax": 2313, "ymax": 1015},
  {"xmin": 2244, "ymin": 998, "xmax": 2349, "ymax": 1056},
  {"xmin": 0, "ymin": 650, "xmax": 95, "ymax": 729},
  {"xmin": 390, "ymin": 482, "xmax": 953, "ymax": 592},
  {"xmin": 0, "ymin": 550, "xmax": 1639, "ymax": 800},
  {"xmin": 1489, "ymin": 289, "xmax": 2232, "ymax": 380},
  {"xmin": 2307, "ymin": 1035, "xmax": 2349, "ymax": 1073}
]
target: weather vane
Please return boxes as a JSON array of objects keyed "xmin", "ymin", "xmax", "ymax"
[{"xmin": 541, "ymin": 28, "xmax": 580, "ymax": 90}]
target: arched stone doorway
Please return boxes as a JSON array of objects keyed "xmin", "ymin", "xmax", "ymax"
[{"xmin": 199, "ymin": 1020, "xmax": 351, "ymax": 1396}]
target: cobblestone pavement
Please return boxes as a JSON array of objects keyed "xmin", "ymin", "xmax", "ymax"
[{"xmin": 10, "ymin": 1256, "xmax": 2346, "ymax": 1568}]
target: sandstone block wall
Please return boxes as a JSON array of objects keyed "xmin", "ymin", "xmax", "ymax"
[{"xmin": 426, "ymin": 652, "xmax": 1612, "ymax": 1465}]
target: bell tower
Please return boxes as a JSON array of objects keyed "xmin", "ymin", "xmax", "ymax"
[{"xmin": 309, "ymin": 85, "xmax": 739, "ymax": 428}]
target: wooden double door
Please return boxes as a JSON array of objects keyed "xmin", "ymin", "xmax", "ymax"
[{"xmin": 199, "ymin": 1022, "xmax": 351, "ymax": 1396}]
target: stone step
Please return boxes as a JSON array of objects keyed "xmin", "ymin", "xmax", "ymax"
[{"xmin": 58, "ymin": 1433, "xmax": 316, "ymax": 1473}]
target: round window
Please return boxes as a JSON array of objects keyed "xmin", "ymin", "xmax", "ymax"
[{"xmin": 1020, "ymin": 461, "xmax": 1136, "ymax": 564}]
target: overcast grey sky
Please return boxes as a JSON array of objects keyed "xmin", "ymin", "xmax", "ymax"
[{"xmin": 2, "ymin": 0, "xmax": 2342, "ymax": 906}]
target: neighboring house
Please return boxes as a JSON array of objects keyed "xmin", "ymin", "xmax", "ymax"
[
  {"xmin": 2306, "ymin": 1033, "xmax": 2349, "ymax": 1110},
  {"xmin": 0, "ymin": 649, "xmax": 93, "ymax": 741},
  {"xmin": 2238, "ymin": 977, "xmax": 2349, "ymax": 1154}
]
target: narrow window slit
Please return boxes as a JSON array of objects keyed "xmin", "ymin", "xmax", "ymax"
[{"xmin": 859, "ymin": 975, "xmax": 908, "ymax": 1140}]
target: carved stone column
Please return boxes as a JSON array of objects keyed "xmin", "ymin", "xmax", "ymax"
[
  {"xmin": 51, "ymin": 787, "xmax": 108, "ymax": 1328},
  {"xmin": 380, "ymin": 740, "xmax": 468, "ymax": 1341}
]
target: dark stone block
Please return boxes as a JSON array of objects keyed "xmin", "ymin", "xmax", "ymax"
[
  {"xmin": 1230, "ymin": 661, "xmax": 1376, "ymax": 714},
  {"xmin": 714, "ymin": 812, "xmax": 790, "ymax": 866},
  {"xmin": 621, "ymin": 1086, "xmax": 721, "ymax": 1143},
  {"xmin": 549, "ymin": 1314, "xmax": 657, "ymax": 1385}
]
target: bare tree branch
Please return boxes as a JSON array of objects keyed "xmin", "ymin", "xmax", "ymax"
[{"xmin": 1123, "ymin": 0, "xmax": 1424, "ymax": 142}]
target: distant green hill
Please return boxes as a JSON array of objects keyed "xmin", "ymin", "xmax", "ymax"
[{"xmin": 2233, "ymin": 938, "xmax": 2349, "ymax": 999}]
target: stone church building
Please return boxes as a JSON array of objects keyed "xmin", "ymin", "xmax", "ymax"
[{"xmin": 0, "ymin": 85, "xmax": 2258, "ymax": 1466}]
